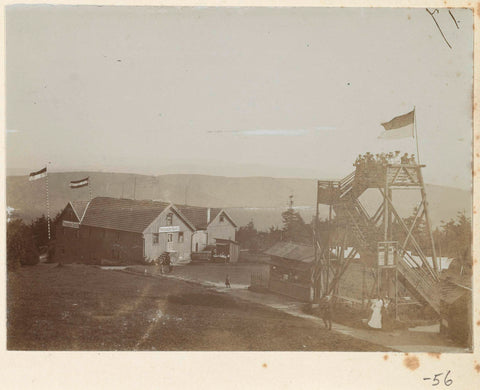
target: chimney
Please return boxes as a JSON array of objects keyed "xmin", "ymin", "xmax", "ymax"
[{"xmin": 207, "ymin": 208, "xmax": 211, "ymax": 224}]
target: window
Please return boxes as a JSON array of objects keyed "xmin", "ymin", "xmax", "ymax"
[
  {"xmin": 153, "ymin": 233, "xmax": 159, "ymax": 244},
  {"xmin": 166, "ymin": 213, "xmax": 173, "ymax": 226},
  {"xmin": 178, "ymin": 232, "xmax": 184, "ymax": 243},
  {"xmin": 219, "ymin": 214, "xmax": 225, "ymax": 222},
  {"xmin": 167, "ymin": 233, "xmax": 173, "ymax": 242}
]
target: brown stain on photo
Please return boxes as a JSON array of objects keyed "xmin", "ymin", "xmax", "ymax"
[
  {"xmin": 476, "ymin": 320, "xmax": 480, "ymax": 326},
  {"xmin": 383, "ymin": 355, "xmax": 388, "ymax": 361},
  {"xmin": 262, "ymin": 363, "xmax": 267, "ymax": 368},
  {"xmin": 475, "ymin": 364, "xmax": 480, "ymax": 373},
  {"xmin": 403, "ymin": 354, "xmax": 420, "ymax": 371},
  {"xmin": 428, "ymin": 352, "xmax": 441, "ymax": 359}
]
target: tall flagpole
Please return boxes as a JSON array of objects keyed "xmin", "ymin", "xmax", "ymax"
[
  {"xmin": 46, "ymin": 163, "xmax": 51, "ymax": 241},
  {"xmin": 88, "ymin": 177, "xmax": 92, "ymax": 201},
  {"xmin": 413, "ymin": 106, "xmax": 420, "ymax": 164}
]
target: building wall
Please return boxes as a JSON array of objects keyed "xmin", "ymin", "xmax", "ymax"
[
  {"xmin": 191, "ymin": 230, "xmax": 208, "ymax": 252},
  {"xmin": 206, "ymin": 211, "xmax": 236, "ymax": 244},
  {"xmin": 54, "ymin": 204, "xmax": 82, "ymax": 263},
  {"xmin": 268, "ymin": 260, "xmax": 313, "ymax": 302},
  {"xmin": 143, "ymin": 207, "xmax": 193, "ymax": 263},
  {"xmin": 78, "ymin": 225, "xmax": 144, "ymax": 264}
]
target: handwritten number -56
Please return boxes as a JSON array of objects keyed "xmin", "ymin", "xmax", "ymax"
[{"xmin": 424, "ymin": 370, "xmax": 452, "ymax": 386}]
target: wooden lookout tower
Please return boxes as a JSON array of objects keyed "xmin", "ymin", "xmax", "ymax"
[{"xmin": 313, "ymin": 158, "xmax": 440, "ymax": 316}]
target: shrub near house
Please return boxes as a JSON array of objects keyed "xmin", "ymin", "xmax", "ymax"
[{"xmin": 7, "ymin": 219, "xmax": 38, "ymax": 270}]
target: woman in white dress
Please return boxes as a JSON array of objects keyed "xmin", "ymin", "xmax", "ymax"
[{"xmin": 368, "ymin": 298, "xmax": 383, "ymax": 329}]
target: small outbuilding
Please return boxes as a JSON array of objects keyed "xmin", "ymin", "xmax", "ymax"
[{"xmin": 264, "ymin": 241, "xmax": 315, "ymax": 302}]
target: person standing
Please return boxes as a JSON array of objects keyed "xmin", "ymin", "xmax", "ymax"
[
  {"xmin": 225, "ymin": 274, "xmax": 231, "ymax": 288},
  {"xmin": 320, "ymin": 295, "xmax": 333, "ymax": 330},
  {"xmin": 368, "ymin": 297, "xmax": 383, "ymax": 330},
  {"xmin": 165, "ymin": 252, "xmax": 172, "ymax": 273}
]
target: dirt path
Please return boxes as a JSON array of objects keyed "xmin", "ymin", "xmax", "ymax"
[
  {"xmin": 129, "ymin": 264, "xmax": 467, "ymax": 353},
  {"xmin": 8, "ymin": 263, "xmax": 388, "ymax": 351}
]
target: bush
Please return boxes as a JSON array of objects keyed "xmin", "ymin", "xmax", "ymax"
[{"xmin": 7, "ymin": 219, "xmax": 39, "ymax": 269}]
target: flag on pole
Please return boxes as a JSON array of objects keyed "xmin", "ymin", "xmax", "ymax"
[
  {"xmin": 29, "ymin": 167, "xmax": 47, "ymax": 181},
  {"xmin": 378, "ymin": 110, "xmax": 415, "ymax": 139},
  {"xmin": 70, "ymin": 177, "xmax": 89, "ymax": 189}
]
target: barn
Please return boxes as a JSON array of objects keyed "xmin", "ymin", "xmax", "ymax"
[
  {"xmin": 56, "ymin": 197, "xmax": 196, "ymax": 265},
  {"xmin": 55, "ymin": 197, "xmax": 238, "ymax": 265}
]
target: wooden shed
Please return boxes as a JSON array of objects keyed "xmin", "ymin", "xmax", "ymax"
[
  {"xmin": 264, "ymin": 242, "xmax": 315, "ymax": 302},
  {"xmin": 214, "ymin": 238, "xmax": 240, "ymax": 263}
]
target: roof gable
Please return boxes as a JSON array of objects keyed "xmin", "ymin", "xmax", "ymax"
[
  {"xmin": 60, "ymin": 203, "xmax": 81, "ymax": 223},
  {"xmin": 143, "ymin": 204, "xmax": 196, "ymax": 233},
  {"xmin": 69, "ymin": 200, "xmax": 90, "ymax": 222},
  {"xmin": 174, "ymin": 205, "xmax": 225, "ymax": 230},
  {"xmin": 211, "ymin": 209, "xmax": 237, "ymax": 228}
]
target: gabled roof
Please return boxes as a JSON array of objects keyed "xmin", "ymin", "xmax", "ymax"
[
  {"xmin": 69, "ymin": 200, "xmax": 90, "ymax": 222},
  {"xmin": 264, "ymin": 241, "xmax": 315, "ymax": 263},
  {"xmin": 174, "ymin": 205, "xmax": 223, "ymax": 230},
  {"xmin": 81, "ymin": 197, "xmax": 171, "ymax": 233}
]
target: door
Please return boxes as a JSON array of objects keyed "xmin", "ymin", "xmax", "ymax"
[{"xmin": 167, "ymin": 233, "xmax": 174, "ymax": 252}]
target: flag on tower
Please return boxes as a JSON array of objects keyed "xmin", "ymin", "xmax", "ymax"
[
  {"xmin": 29, "ymin": 167, "xmax": 47, "ymax": 181},
  {"xmin": 70, "ymin": 177, "xmax": 89, "ymax": 189},
  {"xmin": 378, "ymin": 110, "xmax": 415, "ymax": 139}
]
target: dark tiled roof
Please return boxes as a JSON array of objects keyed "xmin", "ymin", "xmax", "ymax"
[
  {"xmin": 82, "ymin": 197, "xmax": 170, "ymax": 233},
  {"xmin": 174, "ymin": 205, "xmax": 222, "ymax": 230},
  {"xmin": 264, "ymin": 242, "xmax": 315, "ymax": 263},
  {"xmin": 70, "ymin": 200, "xmax": 90, "ymax": 222}
]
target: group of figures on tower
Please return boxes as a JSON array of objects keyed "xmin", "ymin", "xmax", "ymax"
[{"xmin": 354, "ymin": 151, "xmax": 417, "ymax": 169}]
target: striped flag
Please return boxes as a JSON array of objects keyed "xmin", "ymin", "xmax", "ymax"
[
  {"xmin": 378, "ymin": 110, "xmax": 415, "ymax": 139},
  {"xmin": 29, "ymin": 167, "xmax": 47, "ymax": 181},
  {"xmin": 70, "ymin": 177, "xmax": 89, "ymax": 189}
]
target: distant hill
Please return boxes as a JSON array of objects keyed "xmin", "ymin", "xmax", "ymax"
[{"xmin": 6, "ymin": 172, "xmax": 472, "ymax": 231}]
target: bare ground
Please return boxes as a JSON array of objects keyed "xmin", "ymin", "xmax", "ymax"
[{"xmin": 7, "ymin": 263, "xmax": 390, "ymax": 351}]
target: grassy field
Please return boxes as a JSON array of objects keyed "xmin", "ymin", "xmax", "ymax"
[{"xmin": 7, "ymin": 263, "xmax": 388, "ymax": 351}]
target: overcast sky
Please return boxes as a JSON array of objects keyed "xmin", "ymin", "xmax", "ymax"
[{"xmin": 6, "ymin": 6, "xmax": 473, "ymax": 189}]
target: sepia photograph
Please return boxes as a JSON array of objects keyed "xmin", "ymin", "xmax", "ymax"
[{"xmin": 2, "ymin": 2, "xmax": 478, "ymax": 388}]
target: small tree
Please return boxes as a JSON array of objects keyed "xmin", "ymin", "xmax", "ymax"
[
  {"xmin": 281, "ymin": 195, "xmax": 311, "ymax": 244},
  {"xmin": 237, "ymin": 220, "xmax": 260, "ymax": 251},
  {"xmin": 7, "ymin": 219, "xmax": 39, "ymax": 269},
  {"xmin": 30, "ymin": 214, "xmax": 49, "ymax": 250}
]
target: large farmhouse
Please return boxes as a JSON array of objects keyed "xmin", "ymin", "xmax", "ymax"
[{"xmin": 54, "ymin": 197, "xmax": 237, "ymax": 265}]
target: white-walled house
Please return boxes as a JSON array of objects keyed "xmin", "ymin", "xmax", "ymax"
[{"xmin": 175, "ymin": 205, "xmax": 237, "ymax": 252}]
